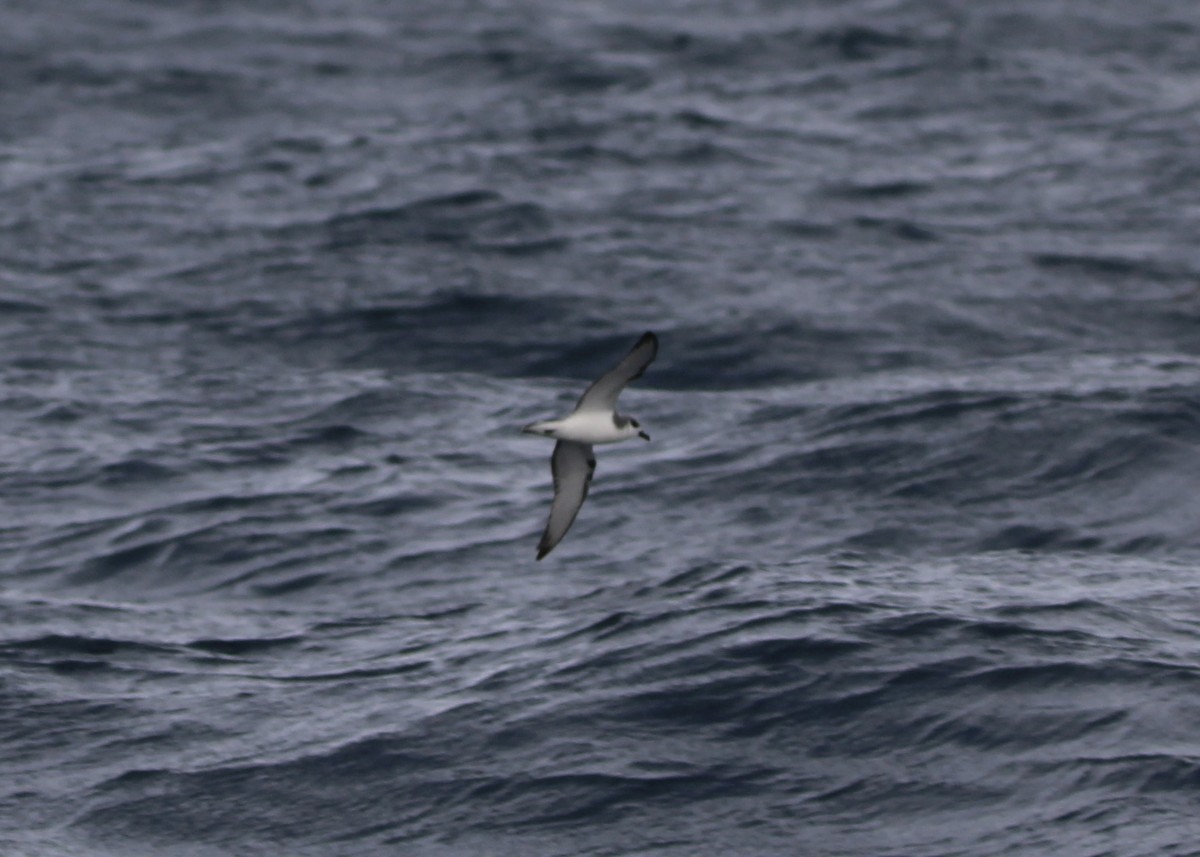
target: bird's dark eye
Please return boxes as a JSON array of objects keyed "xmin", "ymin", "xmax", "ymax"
[{"xmin": 630, "ymin": 419, "xmax": 639, "ymax": 428}]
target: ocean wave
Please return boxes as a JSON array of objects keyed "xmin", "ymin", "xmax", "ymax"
[{"xmin": 5, "ymin": 0, "xmax": 1200, "ymax": 853}]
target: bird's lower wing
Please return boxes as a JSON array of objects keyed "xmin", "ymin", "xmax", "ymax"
[
  {"xmin": 537, "ymin": 441, "xmax": 595, "ymax": 560},
  {"xmin": 574, "ymin": 331, "xmax": 658, "ymax": 414}
]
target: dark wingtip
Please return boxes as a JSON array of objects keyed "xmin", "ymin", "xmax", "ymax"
[
  {"xmin": 625, "ymin": 332, "xmax": 659, "ymax": 384},
  {"xmin": 537, "ymin": 546, "xmax": 550, "ymax": 560}
]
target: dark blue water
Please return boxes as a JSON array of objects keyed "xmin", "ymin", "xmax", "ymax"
[{"xmin": 4, "ymin": 1, "xmax": 1200, "ymax": 854}]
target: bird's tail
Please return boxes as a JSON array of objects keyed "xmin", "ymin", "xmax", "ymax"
[{"xmin": 522, "ymin": 421, "xmax": 556, "ymax": 437}]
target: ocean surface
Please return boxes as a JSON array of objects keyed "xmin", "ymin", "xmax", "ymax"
[{"xmin": 4, "ymin": 1, "xmax": 1200, "ymax": 854}]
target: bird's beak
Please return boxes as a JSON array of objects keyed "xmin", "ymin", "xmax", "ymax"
[{"xmin": 638, "ymin": 431, "xmax": 650, "ymax": 441}]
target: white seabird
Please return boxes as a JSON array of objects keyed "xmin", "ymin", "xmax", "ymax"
[{"xmin": 522, "ymin": 331, "xmax": 658, "ymax": 560}]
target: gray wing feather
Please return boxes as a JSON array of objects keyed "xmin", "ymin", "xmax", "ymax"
[
  {"xmin": 537, "ymin": 441, "xmax": 595, "ymax": 560},
  {"xmin": 574, "ymin": 332, "xmax": 658, "ymax": 413}
]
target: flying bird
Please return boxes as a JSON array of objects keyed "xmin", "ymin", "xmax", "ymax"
[{"xmin": 522, "ymin": 331, "xmax": 658, "ymax": 560}]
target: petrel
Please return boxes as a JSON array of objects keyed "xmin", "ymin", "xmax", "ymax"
[{"xmin": 522, "ymin": 331, "xmax": 658, "ymax": 560}]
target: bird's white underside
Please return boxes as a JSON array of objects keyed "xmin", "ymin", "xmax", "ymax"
[{"xmin": 525, "ymin": 411, "xmax": 637, "ymax": 445}]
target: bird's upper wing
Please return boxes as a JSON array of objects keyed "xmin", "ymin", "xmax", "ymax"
[
  {"xmin": 574, "ymin": 331, "xmax": 658, "ymax": 414},
  {"xmin": 537, "ymin": 441, "xmax": 595, "ymax": 560}
]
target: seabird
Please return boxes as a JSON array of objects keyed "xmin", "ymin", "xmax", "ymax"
[{"xmin": 522, "ymin": 331, "xmax": 658, "ymax": 560}]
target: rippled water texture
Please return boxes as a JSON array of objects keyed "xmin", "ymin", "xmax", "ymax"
[{"xmin": 3, "ymin": 1, "xmax": 1200, "ymax": 855}]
